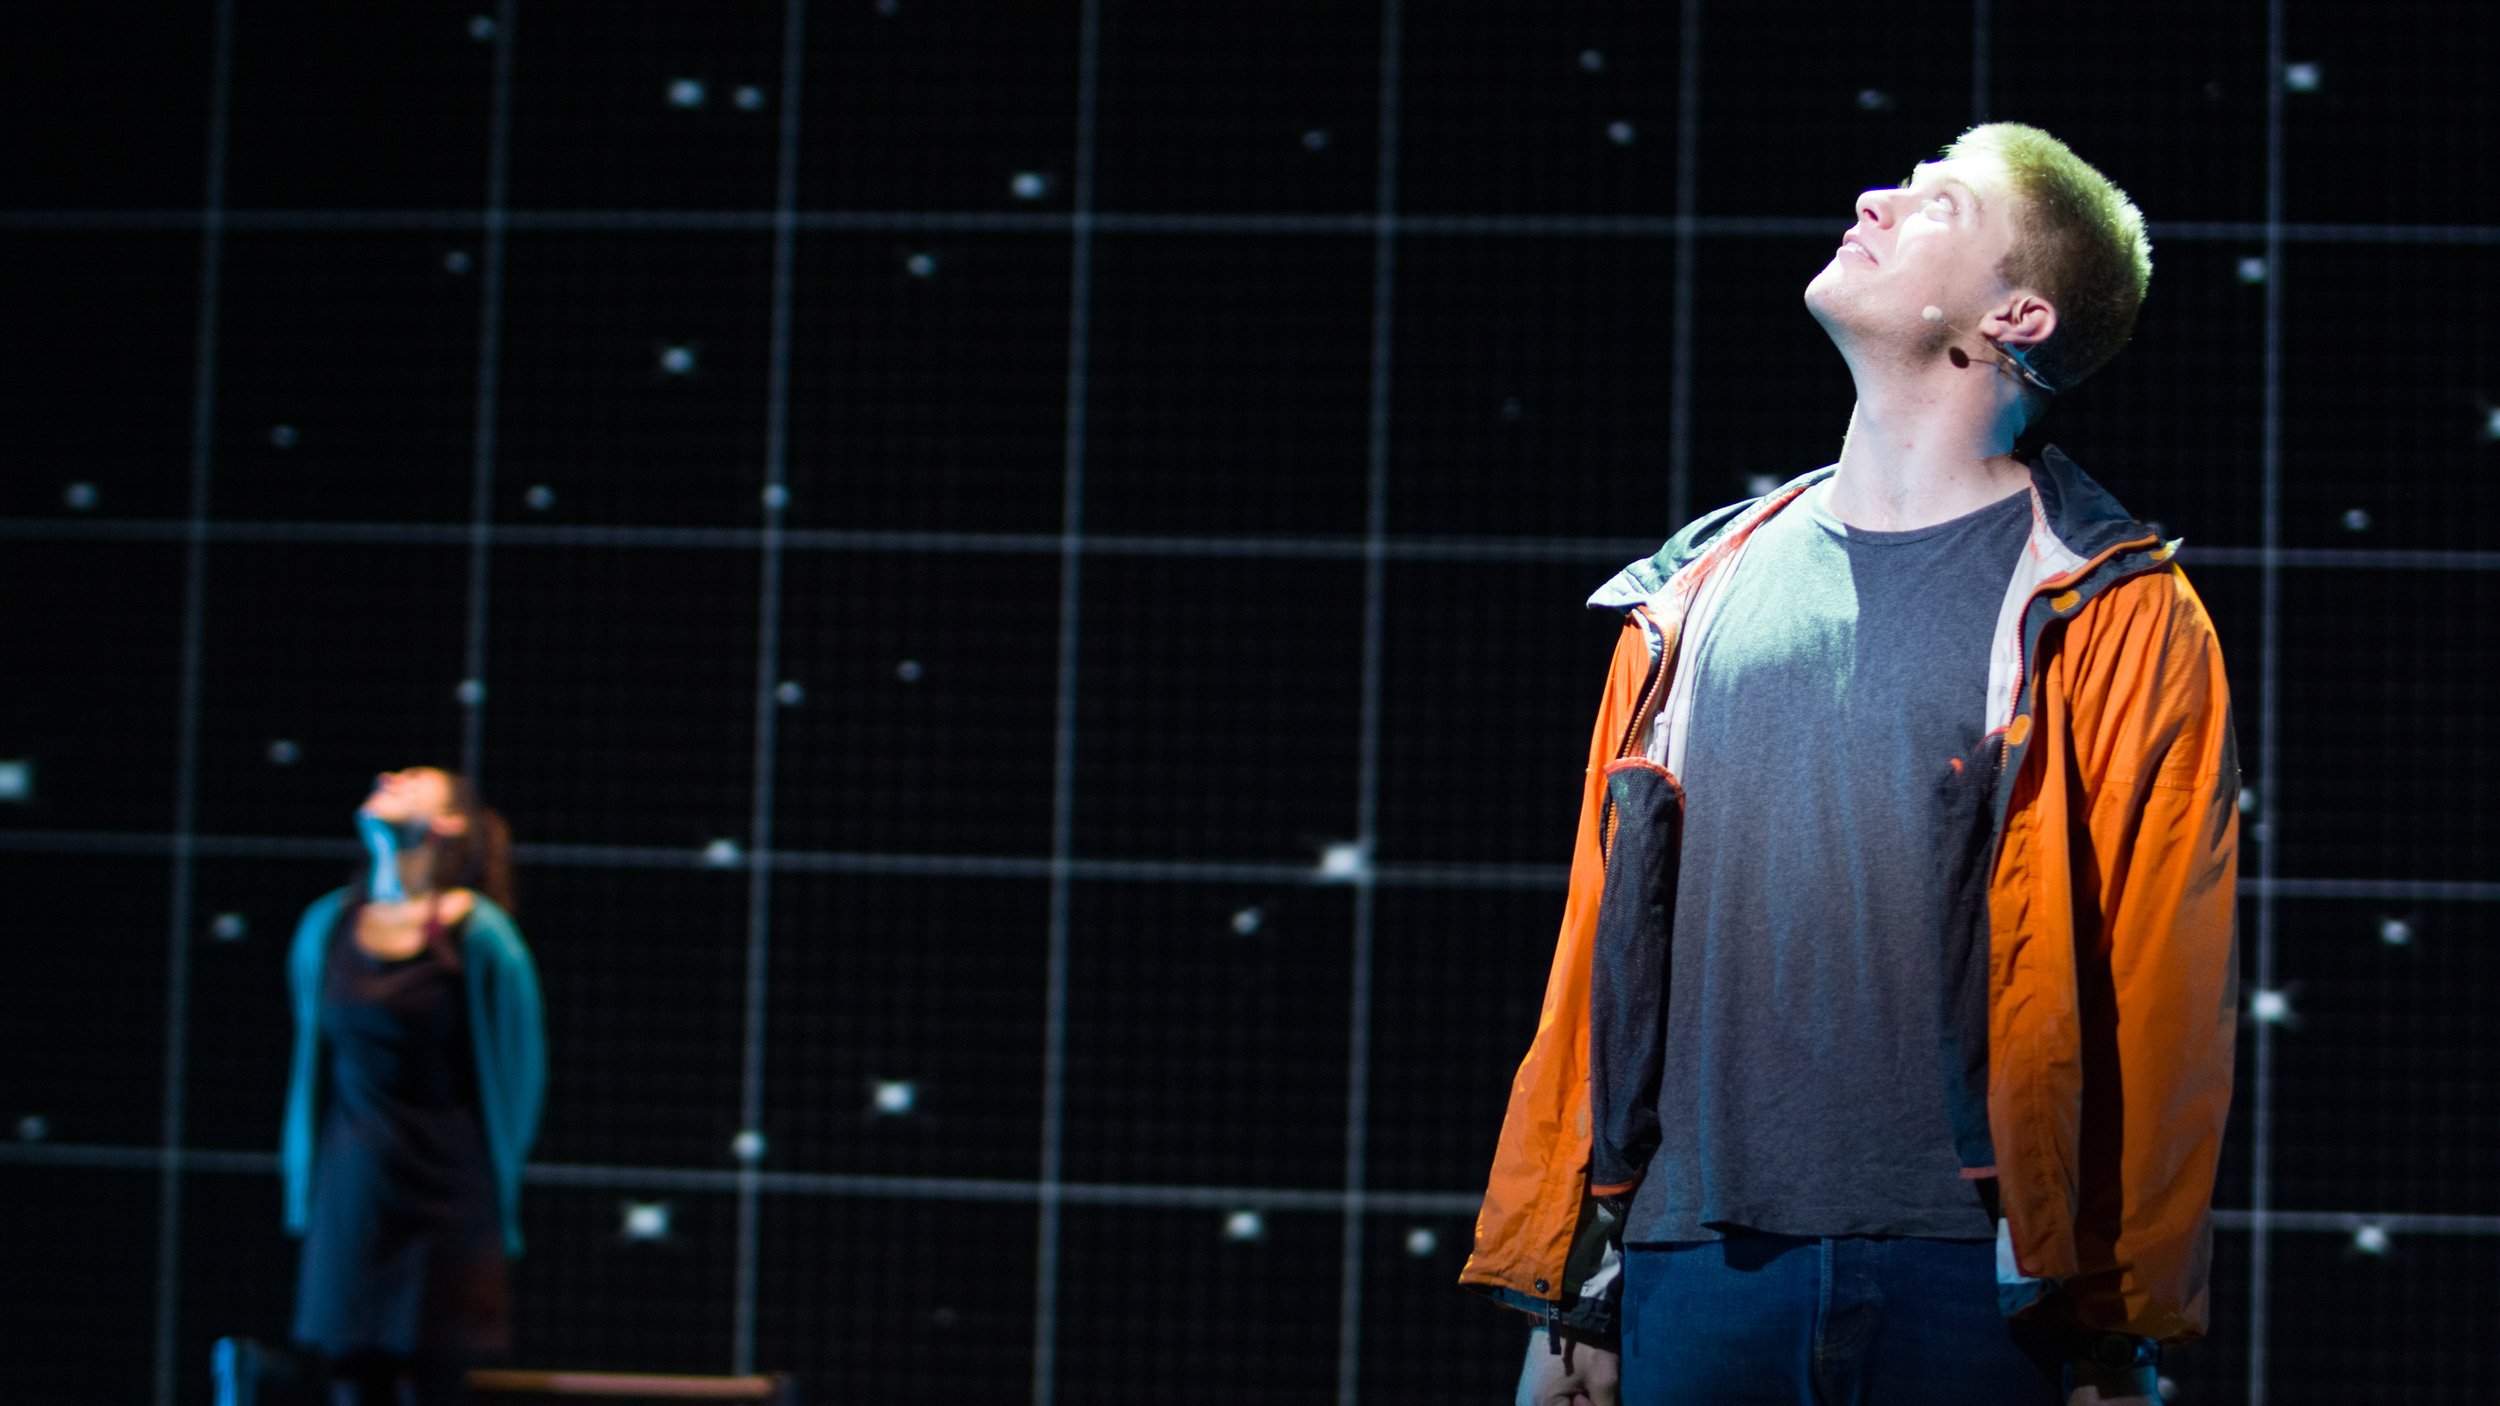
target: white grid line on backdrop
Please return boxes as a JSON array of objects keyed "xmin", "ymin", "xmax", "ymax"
[
  {"xmin": 457, "ymin": 0, "xmax": 518, "ymax": 782},
  {"xmin": 2249, "ymin": 2, "xmax": 2290, "ymax": 1396}
]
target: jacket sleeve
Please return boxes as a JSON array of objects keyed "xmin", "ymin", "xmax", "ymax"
[
  {"xmin": 2061, "ymin": 565, "xmax": 2241, "ymax": 1341},
  {"xmin": 281, "ymin": 890, "xmax": 347, "ymax": 1236},
  {"xmin": 467, "ymin": 903, "xmax": 547, "ymax": 1256}
]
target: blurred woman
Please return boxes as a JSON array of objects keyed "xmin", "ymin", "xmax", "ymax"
[{"xmin": 282, "ymin": 767, "xmax": 545, "ymax": 1406}]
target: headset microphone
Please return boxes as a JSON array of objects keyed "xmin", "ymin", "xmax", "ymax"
[{"xmin": 1921, "ymin": 305, "xmax": 2058, "ymax": 395}]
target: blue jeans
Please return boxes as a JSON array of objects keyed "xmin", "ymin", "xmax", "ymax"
[{"xmin": 1620, "ymin": 1235, "xmax": 2062, "ymax": 1406}]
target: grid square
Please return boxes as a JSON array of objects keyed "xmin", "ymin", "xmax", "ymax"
[
  {"xmin": 2271, "ymin": 568, "xmax": 2499, "ymax": 883},
  {"xmin": 1056, "ymin": 1203, "xmax": 1341, "ymax": 1406},
  {"xmin": 0, "ymin": 542, "xmax": 186, "ymax": 833},
  {"xmin": 2282, "ymin": 0, "xmax": 2500, "ymax": 226},
  {"xmin": 0, "ymin": 854, "xmax": 170, "ymax": 1148},
  {"xmin": 763, "ymin": 872, "xmax": 1047, "ymax": 1180},
  {"xmin": 193, "ymin": 543, "xmax": 469, "ymax": 838},
  {"xmin": 526, "ymin": 865, "xmax": 748, "ymax": 1169},
  {"xmin": 221, "ymin": 0, "xmax": 496, "ymax": 209},
  {"xmin": 1692, "ymin": 0, "xmax": 1972, "ymax": 219},
  {"xmin": 2279, "ymin": 244, "xmax": 2500, "ymax": 552},
  {"xmin": 184, "ymin": 855, "xmax": 346, "ymax": 1153},
  {"xmin": 1994, "ymin": 0, "xmax": 2271, "ymax": 223},
  {"xmin": 1399, "ymin": 4, "xmax": 1686, "ymax": 215},
  {"xmin": 0, "ymin": 1165, "xmax": 160, "ymax": 1405},
  {"xmin": 496, "ymin": 233, "xmax": 775, "ymax": 527},
  {"xmin": 798, "ymin": 0, "xmax": 1081, "ymax": 212},
  {"xmin": 2266, "ymin": 898, "xmax": 2498, "ymax": 1217},
  {"xmin": 505, "ymin": 1, "xmax": 786, "ymax": 210},
  {"xmin": 510, "ymin": 1183, "xmax": 739, "ymax": 1372},
  {"xmin": 1389, "ymin": 234, "xmax": 1677, "ymax": 538},
  {"xmin": 753, "ymin": 1194, "xmax": 1036, "ymax": 1402},
  {"xmin": 784, "ymin": 233, "xmax": 1072, "ymax": 534},
  {"xmin": 211, "ymin": 232, "xmax": 484, "ymax": 523},
  {"xmin": 0, "ymin": 234, "xmax": 202, "ymax": 520},
  {"xmin": 1092, "ymin": 1, "xmax": 1382, "ymax": 213},
  {"xmin": 1357, "ymin": 1211, "xmax": 1529, "ymax": 1406},
  {"xmin": 1366, "ymin": 886, "xmax": 1563, "ymax": 1194},
  {"xmin": 1071, "ymin": 555, "xmax": 1363, "ymax": 861},
  {"xmin": 177, "ymin": 1167, "xmax": 304, "ymax": 1379},
  {"xmin": 2262, "ymin": 1225, "xmax": 2498, "ymax": 1404},
  {"xmin": 2150, "ymin": 1223, "xmax": 2251, "ymax": 1403},
  {"xmin": 2, "ymin": 5, "xmax": 215, "ymax": 208},
  {"xmin": 1685, "ymin": 236, "xmax": 1860, "ymax": 504},
  {"xmin": 481, "ymin": 545, "xmax": 759, "ymax": 850},
  {"xmin": 772, "ymin": 550, "xmax": 1059, "ymax": 856},
  {"xmin": 1085, "ymin": 233, "xmax": 1374, "ymax": 536},
  {"xmin": 1061, "ymin": 880, "xmax": 1351, "ymax": 1188},
  {"xmin": 1375, "ymin": 558, "xmax": 1623, "ymax": 866}
]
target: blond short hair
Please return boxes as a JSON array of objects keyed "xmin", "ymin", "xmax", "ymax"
[{"xmin": 1943, "ymin": 122, "xmax": 2152, "ymax": 393}]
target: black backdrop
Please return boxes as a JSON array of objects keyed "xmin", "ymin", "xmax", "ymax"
[{"xmin": 3, "ymin": 2, "xmax": 2496, "ymax": 1403}]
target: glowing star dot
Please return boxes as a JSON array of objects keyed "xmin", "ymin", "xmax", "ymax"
[
  {"xmin": 1010, "ymin": 171, "xmax": 1049, "ymax": 200},
  {"xmin": 1302, "ymin": 128, "xmax": 1330, "ymax": 151},
  {"xmin": 16, "ymin": 1115, "xmax": 47, "ymax": 1142},
  {"xmin": 734, "ymin": 85, "xmax": 766, "ymax": 111},
  {"xmin": 270, "ymin": 424, "xmax": 299, "ymax": 448},
  {"xmin": 1230, "ymin": 906, "xmax": 1264, "ymax": 936},
  {"xmin": 2341, "ymin": 507, "xmax": 2371, "ymax": 532},
  {"xmin": 871, "ymin": 1080, "xmax": 917, "ymax": 1116},
  {"xmin": 621, "ymin": 1200, "xmax": 672, "ymax": 1241},
  {"xmin": 2249, "ymin": 988, "xmax": 2292, "ymax": 1025},
  {"xmin": 0, "ymin": 760, "xmax": 30, "ymax": 801},
  {"xmin": 762, "ymin": 483, "xmax": 790, "ymax": 510},
  {"xmin": 2283, "ymin": 61, "xmax": 2322, "ymax": 93},
  {"xmin": 731, "ymin": 1129, "xmax": 766, "ymax": 1162},
  {"xmin": 1606, "ymin": 120, "xmax": 1636, "ymax": 145},
  {"xmin": 455, "ymin": 678, "xmax": 486, "ymax": 706},
  {"xmin": 1499, "ymin": 396, "xmax": 1524, "ymax": 423},
  {"xmin": 659, "ymin": 345, "xmax": 696, "ymax": 374},
  {"xmin": 1405, "ymin": 1227, "xmax": 1439, "ymax": 1257},
  {"xmin": 703, "ymin": 838, "xmax": 744, "ymax": 868},
  {"xmin": 524, "ymin": 484, "xmax": 555, "ymax": 510},
  {"xmin": 267, "ymin": 739, "xmax": 301, "ymax": 766},
  {"xmin": 1319, "ymin": 840, "xmax": 1368, "ymax": 881},
  {"xmin": 467, "ymin": 15, "xmax": 496, "ymax": 41},
  {"xmin": 2378, "ymin": 917, "xmax": 2412, "ymax": 947},
  {"xmin": 876, "ymin": 0, "xmax": 900, "ymax": 13},
  {"xmin": 2237, "ymin": 256, "xmax": 2268, "ymax": 285},
  {"xmin": 2351, "ymin": 1223, "xmax": 2390, "ymax": 1255},
  {"xmin": 210, "ymin": 913, "xmax": 248, "ymax": 942},
  {"xmin": 62, "ymin": 482, "xmax": 98, "ymax": 510},
  {"xmin": 1222, "ymin": 1209, "xmax": 1265, "ymax": 1242},
  {"xmin": 1857, "ymin": 88, "xmax": 1895, "ymax": 112},
  {"xmin": 1746, "ymin": 473, "xmax": 1780, "ymax": 497},
  {"xmin": 895, "ymin": 659, "xmax": 924, "ymax": 682},
  {"xmin": 1578, "ymin": 49, "xmax": 1605, "ymax": 72},
  {"xmin": 906, "ymin": 252, "xmax": 937, "ymax": 278},
  {"xmin": 668, "ymin": 78, "xmax": 707, "ymax": 109},
  {"xmin": 444, "ymin": 249, "xmax": 473, "ymax": 274},
  {"xmin": 2483, "ymin": 407, "xmax": 2500, "ymax": 441},
  {"xmin": 2236, "ymin": 786, "xmax": 2260, "ymax": 815},
  {"xmin": 775, "ymin": 680, "xmax": 805, "ymax": 706}
]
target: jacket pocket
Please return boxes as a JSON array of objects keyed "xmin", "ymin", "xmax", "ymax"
[{"xmin": 1588, "ymin": 757, "xmax": 1684, "ymax": 1198}]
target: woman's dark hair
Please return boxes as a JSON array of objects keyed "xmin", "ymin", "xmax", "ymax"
[{"xmin": 434, "ymin": 770, "xmax": 517, "ymax": 915}]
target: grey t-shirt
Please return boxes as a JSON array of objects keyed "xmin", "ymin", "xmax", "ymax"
[{"xmin": 1625, "ymin": 479, "xmax": 2033, "ymax": 1245}]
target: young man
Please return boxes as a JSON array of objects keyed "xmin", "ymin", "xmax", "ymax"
[{"xmin": 1460, "ymin": 124, "xmax": 2238, "ymax": 1406}]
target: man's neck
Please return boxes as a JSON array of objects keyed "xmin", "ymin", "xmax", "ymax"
[{"xmin": 1824, "ymin": 358, "xmax": 2033, "ymax": 531}]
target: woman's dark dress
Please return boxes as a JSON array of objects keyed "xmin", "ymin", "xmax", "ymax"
[{"xmin": 293, "ymin": 901, "xmax": 510, "ymax": 1357}]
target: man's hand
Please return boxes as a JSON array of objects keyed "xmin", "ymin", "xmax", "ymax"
[{"xmin": 1518, "ymin": 1328, "xmax": 1619, "ymax": 1406}]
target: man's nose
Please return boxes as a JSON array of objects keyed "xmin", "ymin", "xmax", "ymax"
[{"xmin": 1855, "ymin": 188, "xmax": 1897, "ymax": 229}]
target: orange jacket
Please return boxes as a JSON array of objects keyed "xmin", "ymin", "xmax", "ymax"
[{"xmin": 1459, "ymin": 449, "xmax": 2239, "ymax": 1344}]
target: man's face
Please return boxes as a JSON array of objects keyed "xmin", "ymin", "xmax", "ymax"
[{"xmin": 1805, "ymin": 153, "xmax": 2025, "ymax": 346}]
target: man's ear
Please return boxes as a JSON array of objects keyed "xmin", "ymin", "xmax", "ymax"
[{"xmin": 1986, "ymin": 292, "xmax": 2057, "ymax": 353}]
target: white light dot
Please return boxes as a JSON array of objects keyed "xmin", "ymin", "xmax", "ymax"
[
  {"xmin": 443, "ymin": 249, "xmax": 473, "ymax": 274},
  {"xmin": 731, "ymin": 1129, "xmax": 766, "ymax": 1161},
  {"xmin": 1319, "ymin": 840, "xmax": 1368, "ymax": 881},
  {"xmin": 875, "ymin": 0, "xmax": 900, "ymax": 13},
  {"xmin": 1606, "ymin": 120, "xmax": 1636, "ymax": 145},
  {"xmin": 1405, "ymin": 1227, "xmax": 1439, "ymax": 1257},
  {"xmin": 733, "ymin": 85, "xmax": 766, "ymax": 111},
  {"xmin": 872, "ymin": 1080, "xmax": 917, "ymax": 1116},
  {"xmin": 455, "ymin": 678, "xmax": 486, "ymax": 706},
  {"xmin": 895, "ymin": 659, "xmax": 924, "ymax": 683},
  {"xmin": 703, "ymin": 838, "xmax": 744, "ymax": 868},
  {"xmin": 2156, "ymin": 1377, "xmax": 2178, "ymax": 1403},
  {"xmin": 775, "ymin": 680, "xmax": 805, "ymax": 706},
  {"xmin": 1230, "ymin": 906, "xmax": 1264, "ymax": 936},
  {"xmin": 2341, "ymin": 507, "xmax": 2371, "ymax": 532},
  {"xmin": 622, "ymin": 1200, "xmax": 672, "ymax": 1241},
  {"xmin": 1222, "ymin": 1209, "xmax": 1265, "ymax": 1242},
  {"xmin": 0, "ymin": 760, "xmax": 30, "ymax": 802},
  {"xmin": 1302, "ymin": 128, "xmax": 1330, "ymax": 151},
  {"xmin": 2237, "ymin": 256, "xmax": 2268, "ymax": 285},
  {"xmin": 267, "ymin": 739, "xmax": 301, "ymax": 766},
  {"xmin": 668, "ymin": 77, "xmax": 707, "ymax": 109},
  {"xmin": 524, "ymin": 484, "xmax": 556, "ymax": 511},
  {"xmin": 906, "ymin": 252, "xmax": 937, "ymax": 278},
  {"xmin": 62, "ymin": 482, "xmax": 98, "ymax": 511},
  {"xmin": 1856, "ymin": 88, "xmax": 1894, "ymax": 112},
  {"xmin": 210, "ymin": 913, "xmax": 248, "ymax": 942},
  {"xmin": 16, "ymin": 1114, "xmax": 47, "ymax": 1142},
  {"xmin": 1746, "ymin": 473, "xmax": 1781, "ymax": 497},
  {"xmin": 2236, "ymin": 786, "xmax": 2260, "ymax": 815},
  {"xmin": 2483, "ymin": 407, "xmax": 2500, "ymax": 441},
  {"xmin": 1010, "ymin": 171, "xmax": 1049, "ymax": 200},
  {"xmin": 2378, "ymin": 916, "xmax": 2412, "ymax": 947},
  {"xmin": 467, "ymin": 15, "xmax": 496, "ymax": 41},
  {"xmin": 1578, "ymin": 48, "xmax": 1605, "ymax": 72},
  {"xmin": 660, "ymin": 345, "xmax": 696, "ymax": 375},
  {"xmin": 270, "ymin": 424, "xmax": 299, "ymax": 448},
  {"xmin": 2283, "ymin": 61, "xmax": 2322, "ymax": 93},
  {"xmin": 762, "ymin": 483, "xmax": 790, "ymax": 510},
  {"xmin": 2352, "ymin": 1223, "xmax": 2390, "ymax": 1255},
  {"xmin": 2249, "ymin": 988, "xmax": 2291, "ymax": 1024}
]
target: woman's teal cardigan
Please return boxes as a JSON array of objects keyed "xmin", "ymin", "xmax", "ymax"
[{"xmin": 282, "ymin": 888, "xmax": 547, "ymax": 1255}]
